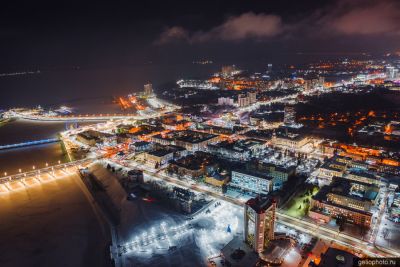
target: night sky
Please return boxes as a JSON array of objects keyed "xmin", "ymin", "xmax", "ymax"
[{"xmin": 1, "ymin": 0, "xmax": 400, "ymax": 70}]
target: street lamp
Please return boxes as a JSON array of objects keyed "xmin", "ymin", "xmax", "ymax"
[
  {"xmin": 4, "ymin": 172, "xmax": 7, "ymax": 176},
  {"xmin": 18, "ymin": 169, "xmax": 22, "ymax": 173},
  {"xmin": 58, "ymin": 160, "xmax": 61, "ymax": 164},
  {"xmin": 46, "ymin": 162, "xmax": 48, "ymax": 167},
  {"xmin": 32, "ymin": 165, "xmax": 35, "ymax": 170}
]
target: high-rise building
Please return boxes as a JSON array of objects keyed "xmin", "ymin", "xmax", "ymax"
[
  {"xmin": 304, "ymin": 79, "xmax": 312, "ymax": 91},
  {"xmin": 218, "ymin": 97, "xmax": 235, "ymax": 106},
  {"xmin": 386, "ymin": 66, "xmax": 399, "ymax": 80},
  {"xmin": 248, "ymin": 91, "xmax": 257, "ymax": 104},
  {"xmin": 237, "ymin": 92, "xmax": 256, "ymax": 107},
  {"xmin": 244, "ymin": 197, "xmax": 276, "ymax": 253},
  {"xmin": 238, "ymin": 94, "xmax": 250, "ymax": 107},
  {"xmin": 283, "ymin": 106, "xmax": 296, "ymax": 125},
  {"xmin": 318, "ymin": 76, "xmax": 325, "ymax": 87},
  {"xmin": 144, "ymin": 83, "xmax": 153, "ymax": 96},
  {"xmin": 267, "ymin": 63, "xmax": 273, "ymax": 73}
]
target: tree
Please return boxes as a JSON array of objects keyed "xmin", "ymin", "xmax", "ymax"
[
  {"xmin": 222, "ymin": 184, "xmax": 228, "ymax": 194},
  {"xmin": 336, "ymin": 216, "xmax": 346, "ymax": 232}
]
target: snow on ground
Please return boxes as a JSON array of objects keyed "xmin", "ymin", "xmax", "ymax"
[{"xmin": 119, "ymin": 198, "xmax": 243, "ymax": 266}]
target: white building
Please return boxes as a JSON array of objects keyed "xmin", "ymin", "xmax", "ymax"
[
  {"xmin": 144, "ymin": 83, "xmax": 153, "ymax": 96},
  {"xmin": 230, "ymin": 170, "xmax": 273, "ymax": 195},
  {"xmin": 177, "ymin": 79, "xmax": 219, "ymax": 90},
  {"xmin": 218, "ymin": 97, "xmax": 235, "ymax": 106}
]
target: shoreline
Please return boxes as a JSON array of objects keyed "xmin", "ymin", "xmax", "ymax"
[{"xmin": 79, "ymin": 164, "xmax": 121, "ymax": 267}]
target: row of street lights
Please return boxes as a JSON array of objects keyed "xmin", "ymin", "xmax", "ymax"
[{"xmin": 3, "ymin": 160, "xmax": 62, "ymax": 177}]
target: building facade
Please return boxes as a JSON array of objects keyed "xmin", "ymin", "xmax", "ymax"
[
  {"xmin": 244, "ymin": 197, "xmax": 276, "ymax": 253},
  {"xmin": 231, "ymin": 170, "xmax": 273, "ymax": 195}
]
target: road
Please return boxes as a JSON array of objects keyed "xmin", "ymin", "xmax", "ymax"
[
  {"xmin": 0, "ymin": 158, "xmax": 94, "ymax": 185},
  {"xmin": 113, "ymin": 158, "xmax": 400, "ymax": 259},
  {"xmin": 5, "ymin": 103, "xmax": 179, "ymax": 122}
]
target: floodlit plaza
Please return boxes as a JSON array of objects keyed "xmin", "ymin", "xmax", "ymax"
[{"xmin": 118, "ymin": 198, "xmax": 243, "ymax": 266}]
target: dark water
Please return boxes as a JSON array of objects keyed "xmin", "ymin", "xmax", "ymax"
[
  {"xmin": 0, "ymin": 64, "xmax": 219, "ymax": 109},
  {"xmin": 0, "ymin": 143, "xmax": 69, "ymax": 175},
  {"xmin": 0, "ymin": 120, "xmax": 67, "ymax": 145},
  {"xmin": 0, "ymin": 63, "xmax": 220, "ymax": 176},
  {"xmin": 0, "ymin": 120, "xmax": 95, "ymax": 175}
]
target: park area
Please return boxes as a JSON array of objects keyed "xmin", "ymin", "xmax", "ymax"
[{"xmin": 283, "ymin": 184, "xmax": 319, "ymax": 218}]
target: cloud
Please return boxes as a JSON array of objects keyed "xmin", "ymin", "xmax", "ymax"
[
  {"xmin": 156, "ymin": 12, "xmax": 283, "ymax": 44},
  {"xmin": 155, "ymin": 26, "xmax": 190, "ymax": 44},
  {"xmin": 319, "ymin": 0, "xmax": 400, "ymax": 35},
  {"xmin": 204, "ymin": 12, "xmax": 283, "ymax": 41},
  {"xmin": 155, "ymin": 1, "xmax": 400, "ymax": 45}
]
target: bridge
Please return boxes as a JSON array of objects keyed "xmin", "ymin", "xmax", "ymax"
[
  {"xmin": 9, "ymin": 113, "xmax": 139, "ymax": 122},
  {"xmin": 0, "ymin": 138, "xmax": 59, "ymax": 150},
  {"xmin": 0, "ymin": 158, "xmax": 94, "ymax": 193},
  {"xmin": 5, "ymin": 104, "xmax": 179, "ymax": 122}
]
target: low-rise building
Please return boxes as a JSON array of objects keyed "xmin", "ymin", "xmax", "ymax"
[
  {"xmin": 144, "ymin": 145, "xmax": 186, "ymax": 167},
  {"xmin": 389, "ymin": 192, "xmax": 400, "ymax": 222},
  {"xmin": 316, "ymin": 248, "xmax": 359, "ymax": 267},
  {"xmin": 271, "ymin": 130, "xmax": 310, "ymax": 150},
  {"xmin": 173, "ymin": 187, "xmax": 194, "ymax": 213},
  {"xmin": 150, "ymin": 130, "xmax": 219, "ymax": 151},
  {"xmin": 345, "ymin": 170, "xmax": 380, "ymax": 185},
  {"xmin": 230, "ymin": 169, "xmax": 273, "ymax": 195},
  {"xmin": 318, "ymin": 162, "xmax": 345, "ymax": 180},
  {"xmin": 310, "ymin": 177, "xmax": 378, "ymax": 226},
  {"xmin": 208, "ymin": 139, "xmax": 265, "ymax": 160},
  {"xmin": 76, "ymin": 130, "xmax": 112, "ymax": 146},
  {"xmin": 167, "ymin": 152, "xmax": 215, "ymax": 179},
  {"xmin": 130, "ymin": 141, "xmax": 153, "ymax": 152},
  {"xmin": 246, "ymin": 160, "xmax": 295, "ymax": 189},
  {"xmin": 205, "ymin": 171, "xmax": 230, "ymax": 187}
]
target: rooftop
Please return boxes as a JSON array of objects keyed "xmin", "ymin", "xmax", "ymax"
[
  {"xmin": 209, "ymin": 139, "xmax": 264, "ymax": 152},
  {"xmin": 318, "ymin": 248, "xmax": 359, "ymax": 267},
  {"xmin": 313, "ymin": 177, "xmax": 379, "ymax": 203},
  {"xmin": 233, "ymin": 168, "xmax": 274, "ymax": 181},
  {"xmin": 147, "ymin": 145, "xmax": 185, "ymax": 157},
  {"xmin": 221, "ymin": 237, "xmax": 259, "ymax": 267},
  {"xmin": 348, "ymin": 169, "xmax": 377, "ymax": 180},
  {"xmin": 170, "ymin": 151, "xmax": 215, "ymax": 171},
  {"xmin": 153, "ymin": 130, "xmax": 218, "ymax": 144},
  {"xmin": 246, "ymin": 196, "xmax": 275, "ymax": 214}
]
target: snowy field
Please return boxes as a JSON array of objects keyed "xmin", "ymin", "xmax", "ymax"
[{"xmin": 119, "ymin": 199, "xmax": 243, "ymax": 267}]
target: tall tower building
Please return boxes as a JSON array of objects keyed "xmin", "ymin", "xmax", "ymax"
[
  {"xmin": 244, "ymin": 197, "xmax": 276, "ymax": 253},
  {"xmin": 304, "ymin": 79, "xmax": 312, "ymax": 92},
  {"xmin": 283, "ymin": 106, "xmax": 296, "ymax": 125},
  {"xmin": 238, "ymin": 94, "xmax": 250, "ymax": 107},
  {"xmin": 386, "ymin": 66, "xmax": 395, "ymax": 80},
  {"xmin": 318, "ymin": 76, "xmax": 325, "ymax": 87},
  {"xmin": 144, "ymin": 83, "xmax": 153, "ymax": 96},
  {"xmin": 248, "ymin": 91, "xmax": 257, "ymax": 104},
  {"xmin": 267, "ymin": 63, "xmax": 273, "ymax": 73}
]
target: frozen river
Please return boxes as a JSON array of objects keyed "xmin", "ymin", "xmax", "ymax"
[{"xmin": 0, "ymin": 172, "xmax": 112, "ymax": 267}]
